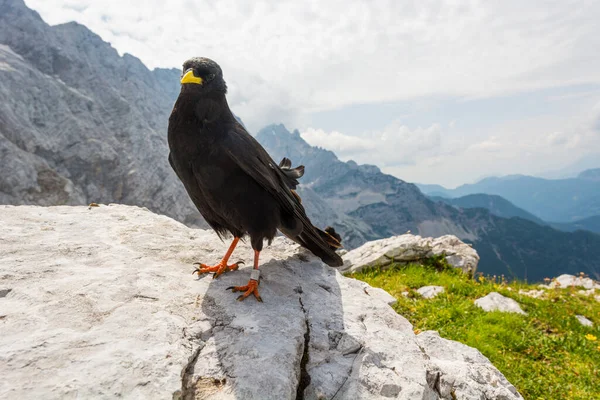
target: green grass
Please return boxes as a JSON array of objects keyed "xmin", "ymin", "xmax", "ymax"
[{"xmin": 348, "ymin": 260, "xmax": 600, "ymax": 400}]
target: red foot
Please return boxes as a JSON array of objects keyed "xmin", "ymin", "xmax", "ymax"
[
  {"xmin": 227, "ymin": 279, "xmax": 262, "ymax": 302},
  {"xmin": 193, "ymin": 260, "xmax": 244, "ymax": 279}
]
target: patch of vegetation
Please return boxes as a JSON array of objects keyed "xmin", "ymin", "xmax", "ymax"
[{"xmin": 348, "ymin": 263, "xmax": 600, "ymax": 400}]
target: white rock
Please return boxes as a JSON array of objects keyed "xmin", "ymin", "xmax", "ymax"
[
  {"xmin": 549, "ymin": 274, "xmax": 600, "ymax": 290},
  {"xmin": 575, "ymin": 315, "xmax": 593, "ymax": 327},
  {"xmin": 537, "ymin": 284, "xmax": 551, "ymax": 289},
  {"xmin": 360, "ymin": 285, "xmax": 397, "ymax": 306},
  {"xmin": 578, "ymin": 289, "xmax": 596, "ymax": 297},
  {"xmin": 417, "ymin": 286, "xmax": 445, "ymax": 299},
  {"xmin": 475, "ymin": 292, "xmax": 527, "ymax": 315},
  {"xmin": 0, "ymin": 205, "xmax": 522, "ymax": 400},
  {"xmin": 417, "ymin": 331, "xmax": 522, "ymax": 400},
  {"xmin": 518, "ymin": 289, "xmax": 546, "ymax": 299},
  {"xmin": 341, "ymin": 234, "xmax": 479, "ymax": 274}
]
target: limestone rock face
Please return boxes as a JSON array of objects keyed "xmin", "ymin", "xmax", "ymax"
[
  {"xmin": 475, "ymin": 292, "xmax": 527, "ymax": 315},
  {"xmin": 0, "ymin": 0, "xmax": 204, "ymax": 227},
  {"xmin": 0, "ymin": 205, "xmax": 522, "ymax": 399},
  {"xmin": 340, "ymin": 234, "xmax": 479, "ymax": 275},
  {"xmin": 417, "ymin": 331, "xmax": 523, "ymax": 400}
]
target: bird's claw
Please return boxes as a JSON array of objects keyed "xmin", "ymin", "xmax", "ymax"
[
  {"xmin": 227, "ymin": 279, "xmax": 262, "ymax": 302},
  {"xmin": 192, "ymin": 260, "xmax": 244, "ymax": 278}
]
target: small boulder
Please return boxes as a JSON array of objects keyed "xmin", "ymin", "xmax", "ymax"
[
  {"xmin": 341, "ymin": 234, "xmax": 479, "ymax": 274},
  {"xmin": 475, "ymin": 292, "xmax": 527, "ymax": 315},
  {"xmin": 550, "ymin": 274, "xmax": 599, "ymax": 290},
  {"xmin": 575, "ymin": 315, "xmax": 593, "ymax": 327},
  {"xmin": 417, "ymin": 285, "xmax": 445, "ymax": 299}
]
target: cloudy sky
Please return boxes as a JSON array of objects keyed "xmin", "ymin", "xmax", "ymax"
[{"xmin": 25, "ymin": 0, "xmax": 600, "ymax": 187}]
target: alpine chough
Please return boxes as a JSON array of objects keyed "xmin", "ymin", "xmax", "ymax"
[{"xmin": 168, "ymin": 57, "xmax": 343, "ymax": 302}]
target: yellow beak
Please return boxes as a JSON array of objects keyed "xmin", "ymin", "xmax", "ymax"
[{"xmin": 181, "ymin": 70, "xmax": 203, "ymax": 85}]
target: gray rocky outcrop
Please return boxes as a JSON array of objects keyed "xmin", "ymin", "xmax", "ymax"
[
  {"xmin": 340, "ymin": 234, "xmax": 479, "ymax": 274},
  {"xmin": 0, "ymin": 204, "xmax": 522, "ymax": 399}
]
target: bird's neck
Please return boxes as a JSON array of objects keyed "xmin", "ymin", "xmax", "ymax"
[{"xmin": 176, "ymin": 92, "xmax": 234, "ymax": 124}]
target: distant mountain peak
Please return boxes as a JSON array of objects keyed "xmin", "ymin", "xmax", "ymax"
[
  {"xmin": 578, "ymin": 168, "xmax": 600, "ymax": 181},
  {"xmin": 256, "ymin": 123, "xmax": 312, "ymax": 151}
]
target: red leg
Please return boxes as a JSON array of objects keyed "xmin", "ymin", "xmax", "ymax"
[
  {"xmin": 193, "ymin": 237, "xmax": 243, "ymax": 279},
  {"xmin": 227, "ymin": 250, "xmax": 262, "ymax": 302}
]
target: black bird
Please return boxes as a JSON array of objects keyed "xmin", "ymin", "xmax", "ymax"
[{"xmin": 168, "ymin": 57, "xmax": 343, "ymax": 302}]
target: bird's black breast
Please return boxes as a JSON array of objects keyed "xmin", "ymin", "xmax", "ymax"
[{"xmin": 168, "ymin": 116, "xmax": 282, "ymax": 241}]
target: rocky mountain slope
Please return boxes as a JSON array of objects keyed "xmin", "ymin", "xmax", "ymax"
[
  {"xmin": 0, "ymin": 204, "xmax": 522, "ymax": 399},
  {"xmin": 0, "ymin": 0, "xmax": 204, "ymax": 226}
]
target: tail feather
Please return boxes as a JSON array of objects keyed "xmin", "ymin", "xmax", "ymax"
[
  {"xmin": 276, "ymin": 157, "xmax": 342, "ymax": 267},
  {"xmin": 319, "ymin": 226, "xmax": 342, "ymax": 249},
  {"xmin": 282, "ymin": 224, "xmax": 343, "ymax": 267},
  {"xmin": 296, "ymin": 229, "xmax": 344, "ymax": 267}
]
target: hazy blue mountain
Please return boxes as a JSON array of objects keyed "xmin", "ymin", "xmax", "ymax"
[
  {"xmin": 550, "ymin": 215, "xmax": 600, "ymax": 234},
  {"xmin": 540, "ymin": 154, "xmax": 600, "ymax": 179},
  {"xmin": 418, "ymin": 172, "xmax": 600, "ymax": 223},
  {"xmin": 578, "ymin": 168, "xmax": 600, "ymax": 182},
  {"xmin": 430, "ymin": 194, "xmax": 546, "ymax": 225},
  {"xmin": 430, "ymin": 193, "xmax": 600, "ymax": 234}
]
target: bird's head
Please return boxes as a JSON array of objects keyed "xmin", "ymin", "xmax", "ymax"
[{"xmin": 179, "ymin": 57, "xmax": 227, "ymax": 95}]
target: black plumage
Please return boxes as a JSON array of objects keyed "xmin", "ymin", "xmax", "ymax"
[{"xmin": 167, "ymin": 57, "xmax": 342, "ymax": 301}]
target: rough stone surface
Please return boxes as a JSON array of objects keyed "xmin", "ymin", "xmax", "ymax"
[
  {"xmin": 475, "ymin": 292, "xmax": 527, "ymax": 315},
  {"xmin": 575, "ymin": 315, "xmax": 593, "ymax": 327},
  {"xmin": 0, "ymin": 205, "xmax": 522, "ymax": 399},
  {"xmin": 417, "ymin": 331, "xmax": 523, "ymax": 400},
  {"xmin": 549, "ymin": 274, "xmax": 600, "ymax": 290},
  {"xmin": 359, "ymin": 285, "xmax": 398, "ymax": 306},
  {"xmin": 417, "ymin": 286, "xmax": 445, "ymax": 299},
  {"xmin": 340, "ymin": 234, "xmax": 479, "ymax": 275}
]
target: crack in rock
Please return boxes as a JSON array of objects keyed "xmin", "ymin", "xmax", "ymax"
[
  {"xmin": 330, "ymin": 346, "xmax": 363, "ymax": 400},
  {"xmin": 426, "ymin": 370, "xmax": 442, "ymax": 398},
  {"xmin": 296, "ymin": 294, "xmax": 311, "ymax": 400},
  {"xmin": 178, "ymin": 339, "xmax": 205, "ymax": 400}
]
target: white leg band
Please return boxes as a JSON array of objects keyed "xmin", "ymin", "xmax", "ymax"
[{"xmin": 250, "ymin": 269, "xmax": 260, "ymax": 281}]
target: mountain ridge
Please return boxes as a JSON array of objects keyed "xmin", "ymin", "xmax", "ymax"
[{"xmin": 417, "ymin": 170, "xmax": 600, "ymax": 222}]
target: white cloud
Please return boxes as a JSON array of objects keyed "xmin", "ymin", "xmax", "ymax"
[
  {"xmin": 301, "ymin": 128, "xmax": 376, "ymax": 156},
  {"xmin": 301, "ymin": 120, "xmax": 450, "ymax": 167},
  {"xmin": 467, "ymin": 136, "xmax": 503, "ymax": 152},
  {"xmin": 300, "ymin": 101, "xmax": 600, "ymax": 187},
  {"xmin": 24, "ymin": 0, "xmax": 600, "ymax": 131}
]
